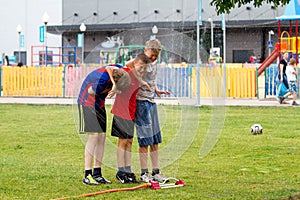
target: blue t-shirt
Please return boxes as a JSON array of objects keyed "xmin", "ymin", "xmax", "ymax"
[{"xmin": 78, "ymin": 64, "xmax": 122, "ymax": 109}]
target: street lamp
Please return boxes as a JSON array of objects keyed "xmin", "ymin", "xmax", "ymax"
[
  {"xmin": 151, "ymin": 25, "xmax": 158, "ymax": 39},
  {"xmin": 42, "ymin": 12, "xmax": 50, "ymax": 47},
  {"xmin": 16, "ymin": 24, "xmax": 22, "ymax": 63},
  {"xmin": 268, "ymin": 30, "xmax": 274, "ymax": 56},
  {"xmin": 208, "ymin": 18, "xmax": 214, "ymax": 57},
  {"xmin": 80, "ymin": 23, "xmax": 86, "ymax": 64},
  {"xmin": 42, "ymin": 12, "xmax": 49, "ymax": 65}
]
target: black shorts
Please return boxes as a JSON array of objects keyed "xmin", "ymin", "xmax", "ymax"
[
  {"xmin": 78, "ymin": 105, "xmax": 106, "ymax": 134},
  {"xmin": 111, "ymin": 115, "xmax": 134, "ymax": 139}
]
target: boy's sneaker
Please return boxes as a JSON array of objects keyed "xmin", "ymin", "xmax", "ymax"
[
  {"xmin": 153, "ymin": 173, "xmax": 168, "ymax": 183},
  {"xmin": 83, "ymin": 174, "xmax": 99, "ymax": 185},
  {"xmin": 116, "ymin": 171, "xmax": 130, "ymax": 184},
  {"xmin": 127, "ymin": 172, "xmax": 139, "ymax": 183},
  {"xmin": 140, "ymin": 173, "xmax": 153, "ymax": 183},
  {"xmin": 292, "ymin": 101, "xmax": 299, "ymax": 106},
  {"xmin": 93, "ymin": 175, "xmax": 111, "ymax": 184}
]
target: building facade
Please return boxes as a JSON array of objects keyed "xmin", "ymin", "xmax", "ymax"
[{"xmin": 1, "ymin": 0, "xmax": 288, "ymax": 65}]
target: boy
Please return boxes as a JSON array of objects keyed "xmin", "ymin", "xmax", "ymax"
[
  {"xmin": 78, "ymin": 64, "xmax": 130, "ymax": 185},
  {"xmin": 280, "ymin": 58, "xmax": 299, "ymax": 106},
  {"xmin": 111, "ymin": 53, "xmax": 151, "ymax": 184},
  {"xmin": 127, "ymin": 39, "xmax": 170, "ymax": 183},
  {"xmin": 278, "ymin": 52, "xmax": 290, "ymax": 104}
]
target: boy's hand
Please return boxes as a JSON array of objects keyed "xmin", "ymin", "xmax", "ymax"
[
  {"xmin": 155, "ymin": 89, "xmax": 170, "ymax": 97},
  {"xmin": 107, "ymin": 85, "xmax": 122, "ymax": 98},
  {"xmin": 107, "ymin": 85, "xmax": 116, "ymax": 98},
  {"xmin": 107, "ymin": 90, "xmax": 116, "ymax": 98}
]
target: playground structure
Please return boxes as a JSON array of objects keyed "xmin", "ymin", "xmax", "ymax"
[
  {"xmin": 114, "ymin": 45, "xmax": 169, "ymax": 66},
  {"xmin": 31, "ymin": 45, "xmax": 77, "ymax": 66},
  {"xmin": 258, "ymin": 0, "xmax": 300, "ymax": 76}
]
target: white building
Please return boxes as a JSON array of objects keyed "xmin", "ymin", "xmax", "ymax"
[
  {"xmin": 0, "ymin": 0, "xmax": 287, "ymax": 65},
  {"xmin": 0, "ymin": 0, "xmax": 62, "ymax": 65}
]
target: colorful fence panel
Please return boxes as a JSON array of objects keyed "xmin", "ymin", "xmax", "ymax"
[
  {"xmin": 64, "ymin": 66, "xmax": 97, "ymax": 97},
  {"xmin": 1, "ymin": 65, "xmax": 258, "ymax": 99},
  {"xmin": 156, "ymin": 66, "xmax": 191, "ymax": 97},
  {"xmin": 226, "ymin": 67, "xmax": 256, "ymax": 98},
  {"xmin": 2, "ymin": 66, "xmax": 63, "ymax": 97},
  {"xmin": 191, "ymin": 66, "xmax": 256, "ymax": 98}
]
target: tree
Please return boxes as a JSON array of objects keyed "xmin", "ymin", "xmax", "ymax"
[{"xmin": 210, "ymin": 0, "xmax": 291, "ymax": 14}]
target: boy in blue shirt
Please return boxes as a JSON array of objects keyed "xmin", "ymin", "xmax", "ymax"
[{"xmin": 78, "ymin": 64, "xmax": 130, "ymax": 185}]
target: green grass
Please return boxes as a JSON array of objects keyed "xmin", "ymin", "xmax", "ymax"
[{"xmin": 0, "ymin": 104, "xmax": 300, "ymax": 200}]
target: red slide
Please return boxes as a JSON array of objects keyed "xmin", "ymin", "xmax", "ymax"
[{"xmin": 257, "ymin": 48, "xmax": 279, "ymax": 76}]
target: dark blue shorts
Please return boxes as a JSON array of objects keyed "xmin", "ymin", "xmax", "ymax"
[{"xmin": 135, "ymin": 100, "xmax": 162, "ymax": 146}]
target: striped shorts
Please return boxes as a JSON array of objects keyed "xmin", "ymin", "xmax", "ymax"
[{"xmin": 78, "ymin": 105, "xmax": 106, "ymax": 134}]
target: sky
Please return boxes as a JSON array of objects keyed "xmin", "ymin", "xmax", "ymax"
[{"xmin": 0, "ymin": 0, "xmax": 62, "ymax": 61}]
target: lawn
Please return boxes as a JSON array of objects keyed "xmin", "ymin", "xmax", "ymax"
[{"xmin": 0, "ymin": 104, "xmax": 299, "ymax": 200}]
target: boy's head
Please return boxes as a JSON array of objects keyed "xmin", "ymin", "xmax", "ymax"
[
  {"xmin": 289, "ymin": 58, "xmax": 296, "ymax": 66},
  {"xmin": 133, "ymin": 53, "xmax": 151, "ymax": 75},
  {"xmin": 144, "ymin": 39, "xmax": 162, "ymax": 62},
  {"xmin": 112, "ymin": 69, "xmax": 131, "ymax": 92}
]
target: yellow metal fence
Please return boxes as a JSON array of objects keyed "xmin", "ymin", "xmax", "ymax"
[
  {"xmin": 2, "ymin": 66, "xmax": 63, "ymax": 97},
  {"xmin": 0, "ymin": 66, "xmax": 257, "ymax": 98},
  {"xmin": 191, "ymin": 67, "xmax": 257, "ymax": 98}
]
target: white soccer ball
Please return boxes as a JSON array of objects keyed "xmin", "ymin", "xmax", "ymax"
[{"xmin": 250, "ymin": 124, "xmax": 263, "ymax": 135}]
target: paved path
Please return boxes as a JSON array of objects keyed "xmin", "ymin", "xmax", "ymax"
[{"xmin": 0, "ymin": 97, "xmax": 294, "ymax": 107}]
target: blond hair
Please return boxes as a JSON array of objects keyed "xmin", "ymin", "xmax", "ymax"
[
  {"xmin": 145, "ymin": 39, "xmax": 162, "ymax": 54},
  {"xmin": 112, "ymin": 69, "xmax": 131, "ymax": 92},
  {"xmin": 289, "ymin": 58, "xmax": 296, "ymax": 65}
]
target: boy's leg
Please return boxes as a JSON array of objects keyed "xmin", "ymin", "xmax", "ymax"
[
  {"xmin": 93, "ymin": 133, "xmax": 105, "ymax": 168},
  {"xmin": 124, "ymin": 138, "xmax": 133, "ymax": 171},
  {"xmin": 124, "ymin": 138, "xmax": 139, "ymax": 183},
  {"xmin": 117, "ymin": 139, "xmax": 127, "ymax": 169},
  {"xmin": 115, "ymin": 138, "xmax": 131, "ymax": 183},
  {"xmin": 292, "ymin": 91, "xmax": 298, "ymax": 105},
  {"xmin": 85, "ymin": 134, "xmax": 97, "ymax": 170},
  {"xmin": 83, "ymin": 134, "xmax": 99, "ymax": 185},
  {"xmin": 139, "ymin": 145, "xmax": 149, "ymax": 171},
  {"xmin": 149, "ymin": 104, "xmax": 167, "ymax": 183},
  {"xmin": 150, "ymin": 144, "xmax": 159, "ymax": 169},
  {"xmin": 92, "ymin": 133, "xmax": 111, "ymax": 184},
  {"xmin": 139, "ymin": 145, "xmax": 153, "ymax": 182}
]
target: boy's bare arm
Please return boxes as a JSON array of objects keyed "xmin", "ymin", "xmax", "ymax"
[
  {"xmin": 106, "ymin": 66, "xmax": 120, "ymax": 97},
  {"xmin": 125, "ymin": 59, "xmax": 135, "ymax": 69},
  {"xmin": 291, "ymin": 65, "xmax": 298, "ymax": 76}
]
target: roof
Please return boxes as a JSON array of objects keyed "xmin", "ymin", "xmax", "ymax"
[{"xmin": 276, "ymin": 0, "xmax": 300, "ymax": 20}]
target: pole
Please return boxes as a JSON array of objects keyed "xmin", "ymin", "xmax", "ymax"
[
  {"xmin": 196, "ymin": 0, "xmax": 202, "ymax": 106},
  {"xmin": 222, "ymin": 14, "xmax": 226, "ymax": 99},
  {"xmin": 210, "ymin": 19, "xmax": 213, "ymax": 56},
  {"xmin": 82, "ymin": 32, "xmax": 84, "ymax": 64},
  {"xmin": 18, "ymin": 32, "xmax": 21, "ymax": 63},
  {"xmin": 44, "ymin": 23, "xmax": 47, "ymax": 47},
  {"xmin": 44, "ymin": 23, "xmax": 47, "ymax": 66},
  {"xmin": 268, "ymin": 33, "xmax": 271, "ymax": 56}
]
